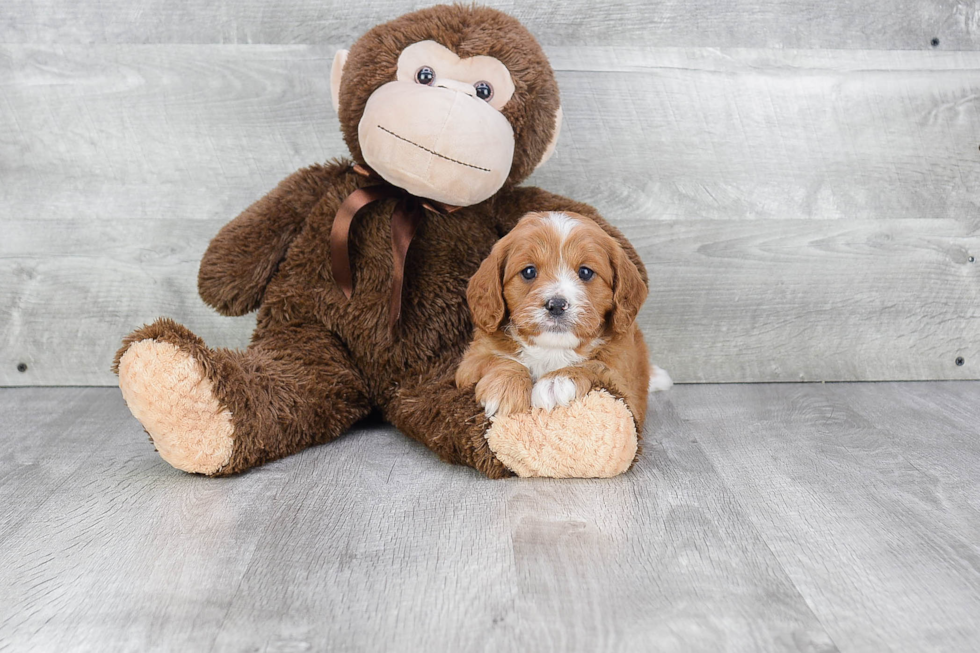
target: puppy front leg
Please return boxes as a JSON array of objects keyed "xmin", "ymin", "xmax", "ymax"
[
  {"xmin": 474, "ymin": 359, "xmax": 533, "ymax": 418},
  {"xmin": 532, "ymin": 362, "xmax": 627, "ymax": 411}
]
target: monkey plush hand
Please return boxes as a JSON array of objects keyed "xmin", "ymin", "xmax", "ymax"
[{"xmin": 113, "ymin": 5, "xmax": 648, "ymax": 479}]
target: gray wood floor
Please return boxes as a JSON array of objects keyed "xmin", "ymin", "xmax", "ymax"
[{"xmin": 1, "ymin": 383, "xmax": 978, "ymax": 652}]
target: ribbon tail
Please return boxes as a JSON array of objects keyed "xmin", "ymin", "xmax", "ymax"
[
  {"xmin": 330, "ymin": 186, "xmax": 397, "ymax": 299},
  {"xmin": 388, "ymin": 198, "xmax": 424, "ymax": 333}
]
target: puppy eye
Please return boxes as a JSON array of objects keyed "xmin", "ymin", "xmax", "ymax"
[
  {"xmin": 474, "ymin": 81, "xmax": 493, "ymax": 101},
  {"xmin": 520, "ymin": 265, "xmax": 537, "ymax": 280},
  {"xmin": 578, "ymin": 266, "xmax": 595, "ymax": 281},
  {"xmin": 415, "ymin": 66, "xmax": 435, "ymax": 85}
]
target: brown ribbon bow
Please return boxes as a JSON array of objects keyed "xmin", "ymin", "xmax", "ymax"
[{"xmin": 330, "ymin": 164, "xmax": 460, "ymax": 333}]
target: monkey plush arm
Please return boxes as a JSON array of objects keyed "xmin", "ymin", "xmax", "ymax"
[
  {"xmin": 492, "ymin": 186, "xmax": 648, "ymax": 288},
  {"xmin": 198, "ymin": 161, "xmax": 349, "ymax": 316}
]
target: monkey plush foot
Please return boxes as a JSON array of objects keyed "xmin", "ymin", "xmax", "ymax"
[
  {"xmin": 484, "ymin": 390, "xmax": 637, "ymax": 478},
  {"xmin": 114, "ymin": 320, "xmax": 234, "ymax": 475}
]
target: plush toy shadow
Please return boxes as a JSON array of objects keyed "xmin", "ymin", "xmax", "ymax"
[{"xmin": 113, "ymin": 5, "xmax": 649, "ymax": 478}]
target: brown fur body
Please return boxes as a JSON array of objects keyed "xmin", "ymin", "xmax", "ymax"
[{"xmin": 113, "ymin": 6, "xmax": 648, "ymax": 478}]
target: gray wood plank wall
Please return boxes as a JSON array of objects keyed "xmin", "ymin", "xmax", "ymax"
[
  {"xmin": 1, "ymin": 3, "xmax": 978, "ymax": 385},
  {"xmin": 5, "ymin": 1, "xmax": 980, "ymax": 49}
]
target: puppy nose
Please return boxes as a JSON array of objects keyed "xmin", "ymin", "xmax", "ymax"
[{"xmin": 544, "ymin": 296, "xmax": 569, "ymax": 317}]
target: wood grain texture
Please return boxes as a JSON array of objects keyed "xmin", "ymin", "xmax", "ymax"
[
  {"xmin": 0, "ymin": 45, "xmax": 336, "ymax": 227},
  {"xmin": 0, "ymin": 386, "xmax": 840, "ymax": 652},
  {"xmin": 2, "ymin": 0, "xmax": 978, "ymax": 50},
  {"xmin": 3, "ymin": 46, "xmax": 979, "ymax": 225},
  {"xmin": 635, "ymin": 218, "xmax": 980, "ymax": 383},
  {"xmin": 0, "ymin": 388, "xmax": 131, "ymax": 549},
  {"xmin": 0, "ymin": 217, "xmax": 257, "ymax": 386},
  {"xmin": 3, "ymin": 383, "xmax": 979, "ymax": 650},
  {"xmin": 2, "ymin": 45, "xmax": 979, "ymax": 385},
  {"xmin": 539, "ymin": 48, "xmax": 980, "ymax": 223},
  {"xmin": 673, "ymin": 383, "xmax": 980, "ymax": 652},
  {"xmin": 2, "ymin": 216, "xmax": 976, "ymax": 385}
]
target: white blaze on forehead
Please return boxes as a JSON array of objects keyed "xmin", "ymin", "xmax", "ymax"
[
  {"xmin": 538, "ymin": 212, "xmax": 585, "ymax": 314},
  {"xmin": 544, "ymin": 211, "xmax": 580, "ymax": 241},
  {"xmin": 542, "ymin": 211, "xmax": 582, "ymax": 305},
  {"xmin": 516, "ymin": 212, "xmax": 586, "ymax": 331}
]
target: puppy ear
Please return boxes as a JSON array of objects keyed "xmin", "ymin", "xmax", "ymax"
[
  {"xmin": 467, "ymin": 240, "xmax": 509, "ymax": 333},
  {"xmin": 611, "ymin": 246, "xmax": 647, "ymax": 334}
]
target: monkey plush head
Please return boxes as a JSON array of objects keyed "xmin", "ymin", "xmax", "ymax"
[{"xmin": 331, "ymin": 4, "xmax": 562, "ymax": 206}]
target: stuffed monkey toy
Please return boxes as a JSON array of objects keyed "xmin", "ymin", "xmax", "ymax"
[{"xmin": 113, "ymin": 5, "xmax": 648, "ymax": 479}]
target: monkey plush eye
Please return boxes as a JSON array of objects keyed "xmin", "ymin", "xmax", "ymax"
[
  {"xmin": 474, "ymin": 81, "xmax": 493, "ymax": 101},
  {"xmin": 578, "ymin": 266, "xmax": 595, "ymax": 281},
  {"xmin": 520, "ymin": 265, "xmax": 537, "ymax": 280},
  {"xmin": 415, "ymin": 66, "xmax": 435, "ymax": 85}
]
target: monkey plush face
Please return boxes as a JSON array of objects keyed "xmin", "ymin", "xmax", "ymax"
[
  {"xmin": 356, "ymin": 41, "xmax": 517, "ymax": 206},
  {"xmin": 331, "ymin": 5, "xmax": 562, "ymax": 207}
]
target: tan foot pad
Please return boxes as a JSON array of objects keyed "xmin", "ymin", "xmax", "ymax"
[
  {"xmin": 117, "ymin": 339, "xmax": 234, "ymax": 475},
  {"xmin": 485, "ymin": 390, "xmax": 637, "ymax": 478}
]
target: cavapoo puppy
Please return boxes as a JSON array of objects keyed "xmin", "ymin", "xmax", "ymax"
[{"xmin": 456, "ymin": 211, "xmax": 670, "ymax": 429}]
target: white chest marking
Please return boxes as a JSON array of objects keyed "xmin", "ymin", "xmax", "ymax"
[
  {"xmin": 516, "ymin": 331, "xmax": 585, "ymax": 381},
  {"xmin": 519, "ymin": 345, "xmax": 584, "ymax": 381}
]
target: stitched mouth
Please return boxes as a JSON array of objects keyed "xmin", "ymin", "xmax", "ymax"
[{"xmin": 376, "ymin": 125, "xmax": 491, "ymax": 172}]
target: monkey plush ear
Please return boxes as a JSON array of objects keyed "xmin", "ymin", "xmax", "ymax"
[
  {"xmin": 534, "ymin": 106, "xmax": 562, "ymax": 171},
  {"xmin": 330, "ymin": 49, "xmax": 349, "ymax": 114}
]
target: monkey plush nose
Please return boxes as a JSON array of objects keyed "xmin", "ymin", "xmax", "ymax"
[
  {"xmin": 434, "ymin": 78, "xmax": 478, "ymax": 98},
  {"xmin": 544, "ymin": 296, "xmax": 569, "ymax": 317}
]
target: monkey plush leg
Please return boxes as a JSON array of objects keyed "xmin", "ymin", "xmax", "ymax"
[
  {"xmin": 386, "ymin": 365, "xmax": 639, "ymax": 479},
  {"xmin": 113, "ymin": 318, "xmax": 371, "ymax": 475},
  {"xmin": 485, "ymin": 390, "xmax": 640, "ymax": 479},
  {"xmin": 384, "ymin": 367, "xmax": 514, "ymax": 479}
]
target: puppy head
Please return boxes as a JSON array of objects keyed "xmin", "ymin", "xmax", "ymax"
[{"xmin": 467, "ymin": 211, "xmax": 646, "ymax": 343}]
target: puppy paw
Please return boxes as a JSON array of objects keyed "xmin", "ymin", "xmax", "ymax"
[
  {"xmin": 475, "ymin": 372, "xmax": 532, "ymax": 418},
  {"xmin": 649, "ymin": 365, "xmax": 673, "ymax": 393},
  {"xmin": 531, "ymin": 376, "xmax": 579, "ymax": 410}
]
